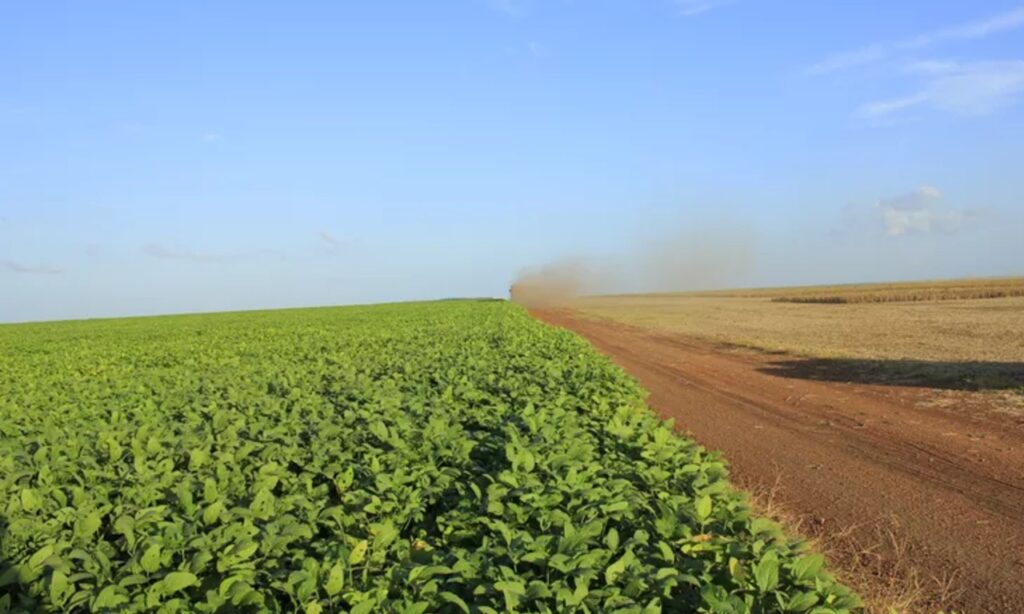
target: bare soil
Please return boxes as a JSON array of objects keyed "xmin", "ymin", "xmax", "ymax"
[{"xmin": 535, "ymin": 309, "xmax": 1024, "ymax": 613}]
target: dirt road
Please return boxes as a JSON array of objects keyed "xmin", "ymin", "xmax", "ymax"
[{"xmin": 535, "ymin": 309, "xmax": 1024, "ymax": 613}]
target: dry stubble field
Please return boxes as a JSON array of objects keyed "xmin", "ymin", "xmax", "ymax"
[
  {"xmin": 569, "ymin": 279, "xmax": 1024, "ymax": 396},
  {"xmin": 571, "ymin": 280, "xmax": 1024, "ymax": 362}
]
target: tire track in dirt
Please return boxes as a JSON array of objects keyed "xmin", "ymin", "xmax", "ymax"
[{"xmin": 535, "ymin": 309, "xmax": 1024, "ymax": 613}]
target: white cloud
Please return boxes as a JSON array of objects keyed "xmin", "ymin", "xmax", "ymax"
[
  {"xmin": 810, "ymin": 6, "xmax": 1024, "ymax": 75},
  {"xmin": 875, "ymin": 186, "xmax": 979, "ymax": 236},
  {"xmin": 2, "ymin": 260, "xmax": 64, "ymax": 275},
  {"xmin": 861, "ymin": 60, "xmax": 1024, "ymax": 117},
  {"xmin": 201, "ymin": 132, "xmax": 223, "ymax": 143},
  {"xmin": 673, "ymin": 0, "xmax": 733, "ymax": 17}
]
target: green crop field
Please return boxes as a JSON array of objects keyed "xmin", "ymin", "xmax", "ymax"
[{"xmin": 0, "ymin": 301, "xmax": 857, "ymax": 613}]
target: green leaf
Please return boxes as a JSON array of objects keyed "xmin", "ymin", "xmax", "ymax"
[
  {"xmin": 602, "ymin": 500, "xmax": 629, "ymax": 514},
  {"xmin": 324, "ymin": 562, "xmax": 344, "ymax": 597},
  {"xmin": 656, "ymin": 541, "xmax": 674, "ymax": 563},
  {"xmin": 113, "ymin": 515, "xmax": 135, "ymax": 536},
  {"xmin": 305, "ymin": 601, "xmax": 324, "ymax": 614},
  {"xmin": 93, "ymin": 585, "xmax": 128, "ymax": 610},
  {"xmin": 792, "ymin": 553, "xmax": 824, "ymax": 582},
  {"xmin": 75, "ymin": 512, "xmax": 102, "ymax": 541},
  {"xmin": 351, "ymin": 598, "xmax": 376, "ymax": 614},
  {"xmin": 494, "ymin": 580, "xmax": 526, "ymax": 610},
  {"xmin": 569, "ymin": 577, "xmax": 589, "ymax": 606},
  {"xmin": 162, "ymin": 571, "xmax": 199, "ymax": 593},
  {"xmin": 334, "ymin": 468, "xmax": 355, "ymax": 493},
  {"xmin": 49, "ymin": 569, "xmax": 70, "ymax": 604},
  {"xmin": 348, "ymin": 540, "xmax": 368, "ymax": 566},
  {"xmin": 728, "ymin": 557, "xmax": 746, "ymax": 582},
  {"xmin": 230, "ymin": 541, "xmax": 259, "ymax": 561},
  {"xmin": 696, "ymin": 495, "xmax": 712, "ymax": 522},
  {"xmin": 141, "ymin": 544, "xmax": 162, "ymax": 573},
  {"xmin": 605, "ymin": 552, "xmax": 629, "ymax": 584},
  {"xmin": 750, "ymin": 517, "xmax": 778, "ymax": 536},
  {"xmin": 786, "ymin": 591, "xmax": 819, "ymax": 612},
  {"xmin": 371, "ymin": 521, "xmax": 399, "ymax": 549},
  {"xmin": 20, "ymin": 488, "xmax": 42, "ymax": 512},
  {"xmin": 518, "ymin": 448, "xmax": 535, "ymax": 473},
  {"xmin": 605, "ymin": 527, "xmax": 620, "ymax": 551},
  {"xmin": 250, "ymin": 488, "xmax": 276, "ymax": 520},
  {"xmin": 754, "ymin": 555, "xmax": 780, "ymax": 593},
  {"xmin": 439, "ymin": 591, "xmax": 470, "ymax": 613},
  {"xmin": 188, "ymin": 449, "xmax": 209, "ymax": 470},
  {"xmin": 202, "ymin": 500, "xmax": 225, "ymax": 526},
  {"xmin": 369, "ymin": 421, "xmax": 389, "ymax": 442},
  {"xmin": 28, "ymin": 545, "xmax": 54, "ymax": 569}
]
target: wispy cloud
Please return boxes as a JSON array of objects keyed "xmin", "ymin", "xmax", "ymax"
[
  {"xmin": 116, "ymin": 122, "xmax": 152, "ymax": 137},
  {"xmin": 875, "ymin": 186, "xmax": 980, "ymax": 236},
  {"xmin": 810, "ymin": 7, "xmax": 1024, "ymax": 75},
  {"xmin": 808, "ymin": 45, "xmax": 887, "ymax": 76},
  {"xmin": 486, "ymin": 0, "xmax": 529, "ymax": 17},
  {"xmin": 318, "ymin": 231, "xmax": 342, "ymax": 247},
  {"xmin": 144, "ymin": 242, "xmax": 286, "ymax": 263},
  {"xmin": 901, "ymin": 7, "xmax": 1024, "ymax": 49},
  {"xmin": 860, "ymin": 93, "xmax": 929, "ymax": 118},
  {"xmin": 200, "ymin": 132, "xmax": 223, "ymax": 143},
  {"xmin": 144, "ymin": 243, "xmax": 226, "ymax": 263},
  {"xmin": 673, "ymin": 0, "xmax": 733, "ymax": 17},
  {"xmin": 2, "ymin": 260, "xmax": 64, "ymax": 275},
  {"xmin": 861, "ymin": 60, "xmax": 1024, "ymax": 117},
  {"xmin": 488, "ymin": 0, "xmax": 731, "ymax": 19},
  {"xmin": 505, "ymin": 41, "xmax": 549, "ymax": 59}
]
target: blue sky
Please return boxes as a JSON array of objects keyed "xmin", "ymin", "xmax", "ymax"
[{"xmin": 2, "ymin": 1, "xmax": 1024, "ymax": 321}]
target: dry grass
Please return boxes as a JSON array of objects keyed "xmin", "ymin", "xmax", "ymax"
[
  {"xmin": 569, "ymin": 284, "xmax": 1024, "ymax": 365},
  {"xmin": 768, "ymin": 277, "xmax": 1024, "ymax": 304},
  {"xmin": 663, "ymin": 277, "xmax": 1024, "ymax": 301},
  {"xmin": 743, "ymin": 474, "xmax": 962, "ymax": 613}
]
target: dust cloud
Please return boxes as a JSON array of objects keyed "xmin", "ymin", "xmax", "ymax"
[
  {"xmin": 510, "ymin": 226, "xmax": 755, "ymax": 307},
  {"xmin": 509, "ymin": 260, "xmax": 598, "ymax": 307}
]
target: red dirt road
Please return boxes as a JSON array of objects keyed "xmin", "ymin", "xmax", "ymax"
[{"xmin": 535, "ymin": 310, "xmax": 1024, "ymax": 613}]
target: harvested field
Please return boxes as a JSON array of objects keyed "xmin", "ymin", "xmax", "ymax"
[
  {"xmin": 766, "ymin": 277, "xmax": 1024, "ymax": 304},
  {"xmin": 656, "ymin": 277, "xmax": 1024, "ymax": 304},
  {"xmin": 569, "ymin": 292, "xmax": 1024, "ymax": 367}
]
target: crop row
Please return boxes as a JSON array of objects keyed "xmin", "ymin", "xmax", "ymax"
[{"xmin": 0, "ymin": 301, "xmax": 859, "ymax": 612}]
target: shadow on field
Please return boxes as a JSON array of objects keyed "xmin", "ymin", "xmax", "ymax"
[{"xmin": 760, "ymin": 358, "xmax": 1024, "ymax": 391}]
